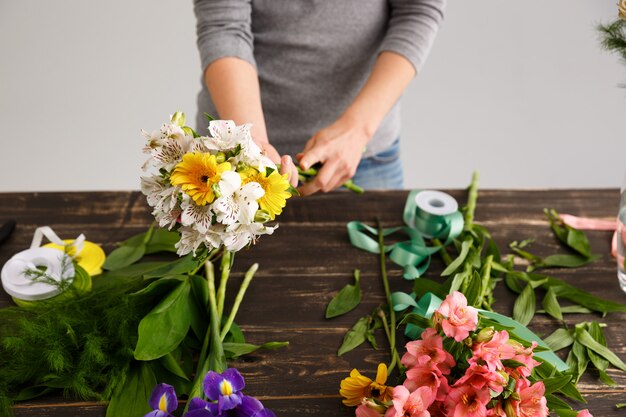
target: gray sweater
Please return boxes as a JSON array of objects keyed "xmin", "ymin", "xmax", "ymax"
[{"xmin": 194, "ymin": 0, "xmax": 445, "ymax": 159}]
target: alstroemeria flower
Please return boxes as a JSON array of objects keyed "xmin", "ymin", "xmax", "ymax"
[
  {"xmin": 385, "ymin": 385, "xmax": 434, "ymax": 417},
  {"xmin": 204, "ymin": 368, "xmax": 246, "ymax": 413},
  {"xmin": 144, "ymin": 383, "xmax": 178, "ymax": 417},
  {"xmin": 401, "ymin": 327, "xmax": 455, "ymax": 375},
  {"xmin": 213, "ymin": 171, "xmax": 265, "ymax": 225},
  {"xmin": 223, "ymin": 222, "xmax": 276, "ymax": 252},
  {"xmin": 470, "ymin": 330, "xmax": 516, "ymax": 372},
  {"xmin": 433, "ymin": 291, "xmax": 478, "ymax": 342},
  {"xmin": 576, "ymin": 410, "xmax": 593, "ymax": 417},
  {"xmin": 508, "ymin": 379, "xmax": 549, "ymax": 417},
  {"xmin": 454, "ymin": 362, "xmax": 507, "ymax": 394},
  {"xmin": 404, "ymin": 365, "xmax": 450, "ymax": 402},
  {"xmin": 206, "ymin": 120, "xmax": 252, "ymax": 151},
  {"xmin": 444, "ymin": 385, "xmax": 490, "ymax": 417}
]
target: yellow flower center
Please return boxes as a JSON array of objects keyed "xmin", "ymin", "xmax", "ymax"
[{"xmin": 220, "ymin": 380, "xmax": 233, "ymax": 396}]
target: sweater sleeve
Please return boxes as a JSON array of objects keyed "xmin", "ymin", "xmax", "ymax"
[
  {"xmin": 379, "ymin": 0, "xmax": 446, "ymax": 73},
  {"xmin": 193, "ymin": 0, "xmax": 256, "ymax": 73}
]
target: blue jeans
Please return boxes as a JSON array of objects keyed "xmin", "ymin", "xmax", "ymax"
[{"xmin": 349, "ymin": 139, "xmax": 404, "ymax": 190}]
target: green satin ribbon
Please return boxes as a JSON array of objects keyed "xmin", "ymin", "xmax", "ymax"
[
  {"xmin": 392, "ymin": 291, "xmax": 569, "ymax": 372},
  {"xmin": 347, "ymin": 190, "xmax": 464, "ymax": 279}
]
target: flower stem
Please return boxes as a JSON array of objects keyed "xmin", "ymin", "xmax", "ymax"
[
  {"xmin": 220, "ymin": 263, "xmax": 258, "ymax": 341},
  {"xmin": 376, "ymin": 218, "xmax": 398, "ymax": 373},
  {"xmin": 432, "ymin": 238, "xmax": 453, "ymax": 265},
  {"xmin": 379, "ymin": 309, "xmax": 403, "ymax": 374},
  {"xmin": 217, "ymin": 251, "xmax": 233, "ymax": 318},
  {"xmin": 464, "ymin": 171, "xmax": 479, "ymax": 230}
]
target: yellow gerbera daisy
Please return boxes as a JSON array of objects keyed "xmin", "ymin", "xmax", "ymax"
[
  {"xmin": 339, "ymin": 363, "xmax": 393, "ymax": 406},
  {"xmin": 241, "ymin": 168, "xmax": 291, "ymax": 220},
  {"xmin": 170, "ymin": 152, "xmax": 231, "ymax": 206}
]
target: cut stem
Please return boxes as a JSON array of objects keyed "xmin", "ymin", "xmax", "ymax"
[
  {"xmin": 217, "ymin": 251, "xmax": 233, "ymax": 318},
  {"xmin": 220, "ymin": 263, "xmax": 259, "ymax": 341},
  {"xmin": 377, "ymin": 218, "xmax": 398, "ymax": 373},
  {"xmin": 464, "ymin": 171, "xmax": 479, "ymax": 230}
]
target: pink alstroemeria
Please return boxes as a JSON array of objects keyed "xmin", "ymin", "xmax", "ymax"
[
  {"xmin": 402, "ymin": 328, "xmax": 455, "ymax": 375},
  {"xmin": 470, "ymin": 330, "xmax": 516, "ymax": 371},
  {"xmin": 508, "ymin": 340, "xmax": 541, "ymax": 377},
  {"xmin": 404, "ymin": 365, "xmax": 450, "ymax": 402},
  {"xmin": 576, "ymin": 410, "xmax": 593, "ymax": 417},
  {"xmin": 444, "ymin": 385, "xmax": 490, "ymax": 417},
  {"xmin": 508, "ymin": 379, "xmax": 549, "ymax": 417},
  {"xmin": 356, "ymin": 404, "xmax": 384, "ymax": 417},
  {"xmin": 385, "ymin": 385, "xmax": 434, "ymax": 417},
  {"xmin": 454, "ymin": 362, "xmax": 507, "ymax": 394},
  {"xmin": 433, "ymin": 291, "xmax": 478, "ymax": 342}
]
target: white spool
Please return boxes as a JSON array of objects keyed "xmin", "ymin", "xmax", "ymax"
[
  {"xmin": 414, "ymin": 190, "xmax": 459, "ymax": 216},
  {"xmin": 1, "ymin": 247, "xmax": 75, "ymax": 301}
]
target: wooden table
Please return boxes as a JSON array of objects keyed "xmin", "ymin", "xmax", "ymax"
[{"xmin": 1, "ymin": 190, "xmax": 625, "ymax": 416}]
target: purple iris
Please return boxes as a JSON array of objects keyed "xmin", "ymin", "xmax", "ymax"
[
  {"xmin": 144, "ymin": 383, "xmax": 178, "ymax": 417},
  {"xmin": 203, "ymin": 368, "xmax": 245, "ymax": 413},
  {"xmin": 233, "ymin": 395, "xmax": 275, "ymax": 417},
  {"xmin": 183, "ymin": 397, "xmax": 219, "ymax": 417}
]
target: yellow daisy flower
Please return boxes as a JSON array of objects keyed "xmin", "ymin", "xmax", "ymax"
[
  {"xmin": 241, "ymin": 168, "xmax": 291, "ymax": 220},
  {"xmin": 170, "ymin": 152, "xmax": 231, "ymax": 206},
  {"xmin": 339, "ymin": 363, "xmax": 393, "ymax": 407}
]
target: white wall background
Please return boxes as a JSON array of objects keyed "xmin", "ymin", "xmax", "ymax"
[{"xmin": 0, "ymin": 0, "xmax": 624, "ymax": 192}]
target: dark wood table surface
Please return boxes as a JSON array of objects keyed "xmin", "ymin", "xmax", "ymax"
[{"xmin": 1, "ymin": 189, "xmax": 625, "ymax": 416}]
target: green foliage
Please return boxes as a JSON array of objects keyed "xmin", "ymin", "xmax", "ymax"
[
  {"xmin": 325, "ymin": 269, "xmax": 362, "ymax": 318},
  {"xmin": 598, "ymin": 20, "xmax": 626, "ymax": 65}
]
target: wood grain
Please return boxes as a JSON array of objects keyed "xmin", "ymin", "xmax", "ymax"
[{"xmin": 0, "ymin": 189, "xmax": 625, "ymax": 416}]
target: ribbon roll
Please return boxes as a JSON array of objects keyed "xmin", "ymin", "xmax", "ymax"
[
  {"xmin": 347, "ymin": 190, "xmax": 464, "ymax": 279},
  {"xmin": 1, "ymin": 247, "xmax": 75, "ymax": 301}
]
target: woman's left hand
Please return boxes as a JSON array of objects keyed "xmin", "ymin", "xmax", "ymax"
[{"xmin": 297, "ymin": 115, "xmax": 371, "ymax": 196}]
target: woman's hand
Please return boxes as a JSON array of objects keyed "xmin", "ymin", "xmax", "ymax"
[
  {"xmin": 297, "ymin": 115, "xmax": 371, "ymax": 196},
  {"xmin": 255, "ymin": 140, "xmax": 299, "ymax": 188}
]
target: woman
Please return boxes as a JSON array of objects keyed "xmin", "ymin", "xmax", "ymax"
[{"xmin": 194, "ymin": 0, "xmax": 446, "ymax": 194}]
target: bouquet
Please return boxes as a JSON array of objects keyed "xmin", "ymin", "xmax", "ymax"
[
  {"xmin": 343, "ymin": 291, "xmax": 575, "ymax": 417},
  {"xmin": 140, "ymin": 112, "xmax": 294, "ymax": 255}
]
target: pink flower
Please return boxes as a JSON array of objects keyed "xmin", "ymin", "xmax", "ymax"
[
  {"xmin": 470, "ymin": 330, "xmax": 516, "ymax": 371},
  {"xmin": 404, "ymin": 365, "xmax": 450, "ymax": 402},
  {"xmin": 444, "ymin": 385, "xmax": 490, "ymax": 417},
  {"xmin": 356, "ymin": 404, "xmax": 384, "ymax": 417},
  {"xmin": 433, "ymin": 291, "xmax": 478, "ymax": 342},
  {"xmin": 385, "ymin": 385, "xmax": 434, "ymax": 417},
  {"xmin": 507, "ymin": 379, "xmax": 548, "ymax": 417},
  {"xmin": 454, "ymin": 362, "xmax": 507, "ymax": 394},
  {"xmin": 576, "ymin": 410, "xmax": 593, "ymax": 417},
  {"xmin": 402, "ymin": 328, "xmax": 455, "ymax": 375},
  {"xmin": 508, "ymin": 341, "xmax": 541, "ymax": 377}
]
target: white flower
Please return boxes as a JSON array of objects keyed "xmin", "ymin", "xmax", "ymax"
[
  {"xmin": 140, "ymin": 175, "xmax": 180, "ymax": 213},
  {"xmin": 213, "ymin": 171, "xmax": 264, "ymax": 225},
  {"xmin": 223, "ymin": 223, "xmax": 276, "ymax": 252},
  {"xmin": 155, "ymin": 207, "xmax": 181, "ymax": 230},
  {"xmin": 206, "ymin": 120, "xmax": 252, "ymax": 151},
  {"xmin": 180, "ymin": 196, "xmax": 213, "ymax": 233},
  {"xmin": 175, "ymin": 226, "xmax": 207, "ymax": 256}
]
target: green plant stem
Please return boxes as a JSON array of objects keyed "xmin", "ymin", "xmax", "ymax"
[
  {"xmin": 378, "ymin": 309, "xmax": 403, "ymax": 372},
  {"xmin": 220, "ymin": 263, "xmax": 258, "ymax": 341},
  {"xmin": 184, "ymin": 261, "xmax": 219, "ymax": 413},
  {"xmin": 377, "ymin": 219, "xmax": 398, "ymax": 373},
  {"xmin": 464, "ymin": 171, "xmax": 479, "ymax": 230},
  {"xmin": 216, "ymin": 251, "xmax": 233, "ymax": 318},
  {"xmin": 432, "ymin": 238, "xmax": 453, "ymax": 265}
]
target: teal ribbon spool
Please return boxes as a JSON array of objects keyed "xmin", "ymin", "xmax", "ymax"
[
  {"xmin": 347, "ymin": 190, "xmax": 464, "ymax": 279},
  {"xmin": 391, "ymin": 291, "xmax": 569, "ymax": 372}
]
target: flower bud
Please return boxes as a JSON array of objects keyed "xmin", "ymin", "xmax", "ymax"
[
  {"xmin": 216, "ymin": 152, "xmax": 226, "ymax": 164},
  {"xmin": 361, "ymin": 398, "xmax": 387, "ymax": 414},
  {"xmin": 504, "ymin": 399, "xmax": 518, "ymax": 417},
  {"xmin": 475, "ymin": 327, "xmax": 495, "ymax": 343},
  {"xmin": 620, "ymin": 0, "xmax": 626, "ymax": 20},
  {"xmin": 170, "ymin": 112, "xmax": 186, "ymax": 127},
  {"xmin": 254, "ymin": 210, "xmax": 271, "ymax": 224},
  {"xmin": 236, "ymin": 161, "xmax": 250, "ymax": 172},
  {"xmin": 212, "ymin": 184, "xmax": 222, "ymax": 199}
]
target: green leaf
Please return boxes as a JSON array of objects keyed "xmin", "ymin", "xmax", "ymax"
[
  {"xmin": 541, "ymin": 254, "xmax": 600, "ymax": 268},
  {"xmin": 223, "ymin": 341, "xmax": 289, "ymax": 358},
  {"xmin": 145, "ymin": 229, "xmax": 179, "ymax": 254},
  {"xmin": 338, "ymin": 316, "xmax": 369, "ymax": 356},
  {"xmin": 463, "ymin": 270, "xmax": 482, "ymax": 307},
  {"xmin": 572, "ymin": 341, "xmax": 589, "ymax": 381},
  {"xmin": 399, "ymin": 313, "xmax": 431, "ymax": 330},
  {"xmin": 544, "ymin": 328, "xmax": 574, "ymax": 352},
  {"xmin": 542, "ymin": 375, "xmax": 573, "ymax": 395},
  {"xmin": 575, "ymin": 327, "xmax": 626, "ymax": 371},
  {"xmin": 134, "ymin": 279, "xmax": 192, "ymax": 360},
  {"xmin": 412, "ymin": 278, "xmax": 444, "ymax": 299},
  {"xmin": 546, "ymin": 277, "xmax": 626, "ymax": 314},
  {"xmin": 14, "ymin": 386, "xmax": 54, "ymax": 402},
  {"xmin": 159, "ymin": 352, "xmax": 190, "ymax": 381},
  {"xmin": 223, "ymin": 322, "xmax": 245, "ymax": 344},
  {"xmin": 545, "ymin": 394, "xmax": 574, "ymax": 412},
  {"xmin": 442, "ymin": 239, "xmax": 472, "ymax": 276},
  {"xmin": 325, "ymin": 269, "xmax": 362, "ymax": 318},
  {"xmin": 513, "ymin": 283, "xmax": 535, "ymax": 326},
  {"xmin": 106, "ymin": 362, "xmax": 155, "ymax": 417},
  {"xmin": 545, "ymin": 209, "xmax": 593, "ymax": 258},
  {"xmin": 143, "ymin": 254, "xmax": 200, "ymax": 278},
  {"xmin": 130, "ymin": 275, "xmax": 185, "ymax": 299},
  {"xmin": 542, "ymin": 287, "xmax": 563, "ymax": 321},
  {"xmin": 102, "ymin": 244, "xmax": 146, "ymax": 271},
  {"xmin": 552, "ymin": 409, "xmax": 578, "ymax": 417}
]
